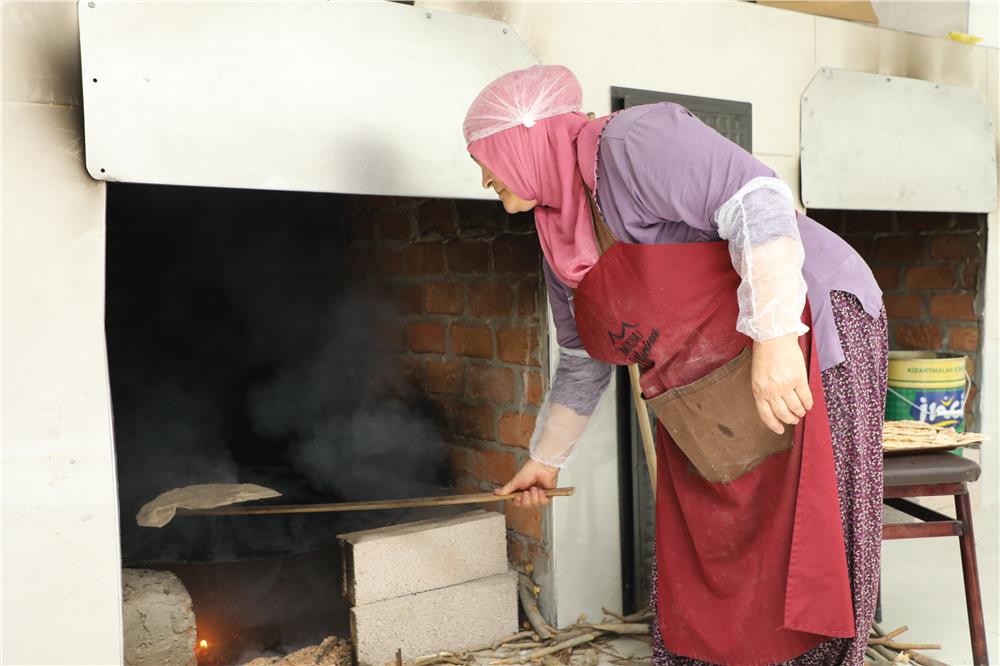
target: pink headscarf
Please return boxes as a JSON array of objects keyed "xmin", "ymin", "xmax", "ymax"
[{"xmin": 464, "ymin": 65, "xmax": 599, "ymax": 288}]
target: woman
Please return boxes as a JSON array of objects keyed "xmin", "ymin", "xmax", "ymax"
[{"xmin": 466, "ymin": 65, "xmax": 887, "ymax": 666}]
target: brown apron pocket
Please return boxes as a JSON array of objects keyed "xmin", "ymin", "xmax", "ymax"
[{"xmin": 644, "ymin": 347, "xmax": 793, "ymax": 484}]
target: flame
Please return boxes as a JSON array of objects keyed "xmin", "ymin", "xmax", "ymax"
[{"xmin": 198, "ymin": 639, "xmax": 209, "ymax": 650}]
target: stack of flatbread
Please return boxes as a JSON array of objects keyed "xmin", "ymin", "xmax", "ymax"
[{"xmin": 883, "ymin": 420, "xmax": 987, "ymax": 453}]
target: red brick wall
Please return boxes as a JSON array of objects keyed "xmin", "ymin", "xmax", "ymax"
[
  {"xmin": 338, "ymin": 194, "xmax": 550, "ymax": 572},
  {"xmin": 810, "ymin": 210, "xmax": 986, "ymax": 427}
]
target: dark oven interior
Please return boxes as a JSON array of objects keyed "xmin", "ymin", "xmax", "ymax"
[{"xmin": 106, "ymin": 182, "xmax": 546, "ymax": 663}]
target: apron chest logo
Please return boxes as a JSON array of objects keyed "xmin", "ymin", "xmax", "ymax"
[{"xmin": 608, "ymin": 321, "xmax": 660, "ymax": 367}]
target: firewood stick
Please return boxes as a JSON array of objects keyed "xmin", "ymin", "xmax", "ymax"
[
  {"xmin": 624, "ymin": 607, "xmax": 652, "ymax": 622},
  {"xmin": 602, "ymin": 607, "xmax": 628, "ymax": 623},
  {"xmin": 881, "ymin": 642, "xmax": 941, "ymax": 651},
  {"xmin": 518, "ymin": 573, "xmax": 553, "ymax": 641},
  {"xmin": 867, "ymin": 648, "xmax": 891, "ymax": 664},
  {"xmin": 590, "ymin": 623, "xmax": 649, "ymax": 635},
  {"xmin": 491, "ymin": 633, "xmax": 599, "ymax": 665},
  {"xmin": 869, "ymin": 626, "xmax": 904, "ymax": 663},
  {"xmin": 488, "ymin": 631, "xmax": 535, "ymax": 650},
  {"xmin": 551, "ymin": 627, "xmax": 593, "ymax": 643},
  {"xmin": 411, "ymin": 652, "xmax": 460, "ymax": 666},
  {"xmin": 177, "ymin": 487, "xmax": 575, "ymax": 516},
  {"xmin": 431, "ymin": 630, "xmax": 534, "ymax": 658},
  {"xmin": 885, "ymin": 626, "xmax": 909, "ymax": 641},
  {"xmin": 868, "ymin": 644, "xmax": 896, "ymax": 661},
  {"xmin": 905, "ymin": 651, "xmax": 951, "ymax": 666}
]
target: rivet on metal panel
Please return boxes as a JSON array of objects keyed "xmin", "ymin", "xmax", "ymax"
[
  {"xmin": 886, "ymin": 77, "xmax": 891, "ymax": 82},
  {"xmin": 502, "ymin": 27, "xmax": 509, "ymax": 34},
  {"xmin": 92, "ymin": 78, "xmax": 97, "ymax": 83},
  {"xmin": 100, "ymin": 168, "xmax": 106, "ymax": 173},
  {"xmin": 88, "ymin": 1, "xmax": 95, "ymax": 7},
  {"xmin": 426, "ymin": 12, "xmax": 432, "ymax": 18}
]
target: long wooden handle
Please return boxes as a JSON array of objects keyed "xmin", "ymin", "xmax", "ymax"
[
  {"xmin": 176, "ymin": 487, "xmax": 576, "ymax": 517},
  {"xmin": 628, "ymin": 364, "xmax": 657, "ymax": 496}
]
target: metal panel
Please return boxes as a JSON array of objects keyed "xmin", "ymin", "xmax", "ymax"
[
  {"xmin": 612, "ymin": 87, "xmax": 752, "ymax": 151},
  {"xmin": 77, "ymin": 1, "xmax": 537, "ymax": 199},
  {"xmin": 610, "ymin": 88, "xmax": 752, "ymax": 612},
  {"xmin": 801, "ymin": 67, "xmax": 997, "ymax": 212}
]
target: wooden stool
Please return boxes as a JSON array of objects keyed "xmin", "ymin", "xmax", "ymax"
[{"xmin": 882, "ymin": 452, "xmax": 988, "ymax": 666}]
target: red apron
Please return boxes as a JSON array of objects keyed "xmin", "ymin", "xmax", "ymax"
[{"xmin": 573, "ymin": 239, "xmax": 855, "ymax": 665}]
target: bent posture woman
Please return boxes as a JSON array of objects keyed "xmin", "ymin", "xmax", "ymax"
[{"xmin": 464, "ymin": 65, "xmax": 887, "ymax": 666}]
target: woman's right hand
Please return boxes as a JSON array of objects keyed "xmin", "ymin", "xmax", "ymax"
[{"xmin": 495, "ymin": 459, "xmax": 560, "ymax": 508}]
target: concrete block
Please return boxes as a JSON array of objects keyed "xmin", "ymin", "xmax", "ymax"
[
  {"xmin": 351, "ymin": 570, "xmax": 517, "ymax": 666},
  {"xmin": 338, "ymin": 510, "xmax": 507, "ymax": 605}
]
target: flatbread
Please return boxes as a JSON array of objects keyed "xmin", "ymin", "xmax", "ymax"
[
  {"xmin": 137, "ymin": 483, "xmax": 281, "ymax": 528},
  {"xmin": 883, "ymin": 420, "xmax": 987, "ymax": 452}
]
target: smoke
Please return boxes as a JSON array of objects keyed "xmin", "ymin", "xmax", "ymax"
[
  {"xmin": 106, "ymin": 183, "xmax": 448, "ymax": 564},
  {"xmin": 246, "ymin": 289, "xmax": 448, "ymax": 501}
]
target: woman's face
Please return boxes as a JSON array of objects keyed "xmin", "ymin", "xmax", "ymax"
[{"xmin": 475, "ymin": 159, "xmax": 538, "ymax": 214}]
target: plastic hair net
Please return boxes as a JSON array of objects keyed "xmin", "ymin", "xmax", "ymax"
[
  {"xmin": 714, "ymin": 177, "xmax": 809, "ymax": 341},
  {"xmin": 528, "ymin": 348, "xmax": 613, "ymax": 469},
  {"xmin": 463, "ymin": 65, "xmax": 583, "ymax": 144}
]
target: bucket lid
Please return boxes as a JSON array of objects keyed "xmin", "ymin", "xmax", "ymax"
[{"xmin": 888, "ymin": 350, "xmax": 966, "ymax": 386}]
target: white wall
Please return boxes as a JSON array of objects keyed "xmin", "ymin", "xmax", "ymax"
[
  {"xmin": 1, "ymin": 2, "xmax": 123, "ymax": 664},
  {"xmin": 419, "ymin": 0, "xmax": 1000, "ymax": 622}
]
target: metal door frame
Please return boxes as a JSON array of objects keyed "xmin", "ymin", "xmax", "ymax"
[{"xmin": 610, "ymin": 86, "xmax": 753, "ymax": 612}]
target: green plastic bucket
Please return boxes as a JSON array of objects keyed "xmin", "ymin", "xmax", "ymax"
[{"xmin": 885, "ymin": 351, "xmax": 967, "ymax": 433}]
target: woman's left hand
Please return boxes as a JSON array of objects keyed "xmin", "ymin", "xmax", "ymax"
[{"xmin": 751, "ymin": 333, "xmax": 813, "ymax": 434}]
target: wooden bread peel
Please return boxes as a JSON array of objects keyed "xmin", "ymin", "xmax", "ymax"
[{"xmin": 138, "ymin": 485, "xmax": 574, "ymax": 527}]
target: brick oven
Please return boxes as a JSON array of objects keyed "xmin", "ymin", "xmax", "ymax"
[
  {"xmin": 336, "ymin": 195, "xmax": 550, "ymax": 569},
  {"xmin": 810, "ymin": 210, "xmax": 987, "ymax": 428},
  {"xmin": 105, "ymin": 181, "xmax": 553, "ymax": 663}
]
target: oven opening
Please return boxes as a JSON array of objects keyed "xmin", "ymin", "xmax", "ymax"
[{"xmin": 106, "ymin": 182, "xmax": 546, "ymax": 664}]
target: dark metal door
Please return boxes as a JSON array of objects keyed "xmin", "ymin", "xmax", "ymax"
[{"xmin": 610, "ymin": 87, "xmax": 753, "ymax": 612}]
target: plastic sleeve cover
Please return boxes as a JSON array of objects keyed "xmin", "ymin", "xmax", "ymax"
[
  {"xmin": 528, "ymin": 348, "xmax": 613, "ymax": 468},
  {"xmin": 714, "ymin": 177, "xmax": 809, "ymax": 341}
]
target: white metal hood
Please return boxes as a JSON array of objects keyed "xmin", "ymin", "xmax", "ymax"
[
  {"xmin": 78, "ymin": 1, "xmax": 537, "ymax": 199},
  {"xmin": 801, "ymin": 68, "xmax": 997, "ymax": 212}
]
